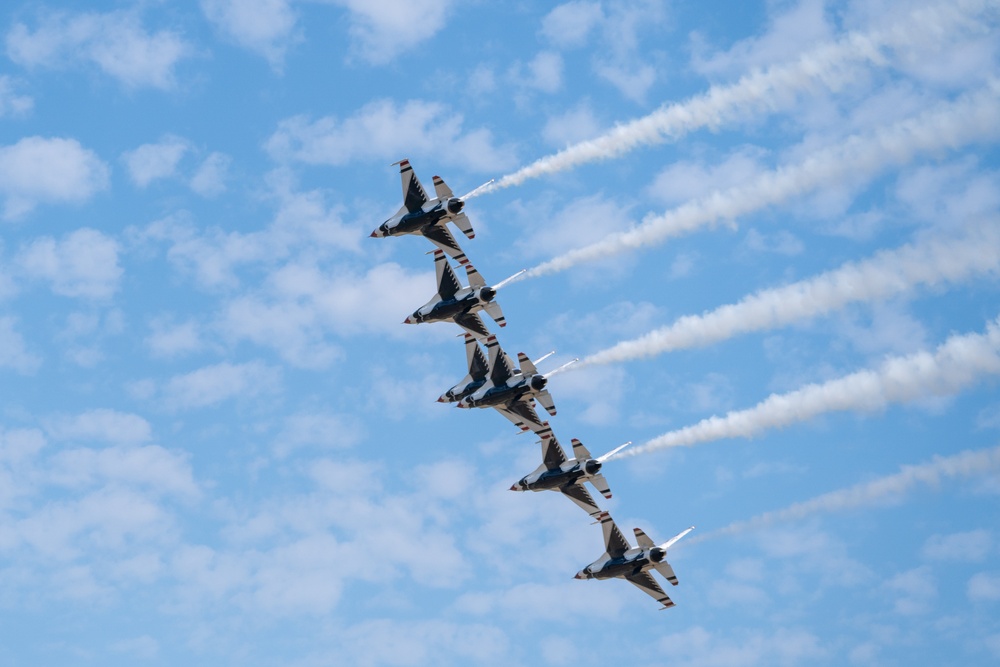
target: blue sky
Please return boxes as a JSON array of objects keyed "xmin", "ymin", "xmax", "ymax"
[{"xmin": 1, "ymin": 0, "xmax": 999, "ymax": 665}]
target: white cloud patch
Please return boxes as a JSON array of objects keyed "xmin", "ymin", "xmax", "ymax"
[
  {"xmin": 0, "ymin": 136, "xmax": 109, "ymax": 219},
  {"xmin": 122, "ymin": 136, "xmax": 189, "ymax": 188},
  {"xmin": 692, "ymin": 0, "xmax": 834, "ymax": 77},
  {"xmin": 45, "ymin": 409, "xmax": 152, "ymax": 446},
  {"xmin": 885, "ymin": 566, "xmax": 935, "ymax": 615},
  {"xmin": 656, "ymin": 626, "xmax": 825, "ymax": 667},
  {"xmin": 189, "ymin": 152, "xmax": 231, "ymax": 197},
  {"xmin": 0, "ymin": 316, "xmax": 42, "ymax": 374},
  {"xmin": 273, "ymin": 412, "xmax": 364, "ymax": 457},
  {"xmin": 265, "ymin": 99, "xmax": 517, "ymax": 174},
  {"xmin": 201, "ymin": 0, "xmax": 300, "ymax": 68},
  {"xmin": 6, "ymin": 9, "xmax": 193, "ymax": 89},
  {"xmin": 16, "ymin": 228, "xmax": 122, "ymax": 300},
  {"xmin": 160, "ymin": 361, "xmax": 282, "ymax": 410},
  {"xmin": 968, "ymin": 572, "xmax": 1000, "ymax": 602},
  {"xmin": 0, "ymin": 75, "xmax": 33, "ymax": 117},
  {"xmin": 146, "ymin": 318, "xmax": 205, "ymax": 359},
  {"xmin": 508, "ymin": 51, "xmax": 564, "ymax": 94},
  {"xmin": 541, "ymin": 1, "xmax": 604, "ymax": 49},
  {"xmin": 319, "ymin": 0, "xmax": 456, "ymax": 65},
  {"xmin": 542, "ymin": 102, "xmax": 602, "ymax": 148},
  {"xmin": 922, "ymin": 530, "xmax": 993, "ymax": 562}
]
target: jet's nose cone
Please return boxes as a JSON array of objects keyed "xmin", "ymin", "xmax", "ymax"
[
  {"xmin": 509, "ymin": 484, "xmax": 517, "ymax": 491},
  {"xmin": 403, "ymin": 316, "xmax": 413, "ymax": 324},
  {"xmin": 436, "ymin": 395, "xmax": 448, "ymax": 403},
  {"xmin": 370, "ymin": 230, "xmax": 379, "ymax": 237},
  {"xmin": 574, "ymin": 572, "xmax": 584, "ymax": 579}
]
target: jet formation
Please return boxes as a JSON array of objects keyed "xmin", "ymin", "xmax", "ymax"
[{"xmin": 372, "ymin": 160, "xmax": 693, "ymax": 611}]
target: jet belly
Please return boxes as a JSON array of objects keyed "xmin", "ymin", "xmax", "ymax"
[
  {"xmin": 469, "ymin": 381, "xmax": 529, "ymax": 408},
  {"xmin": 421, "ymin": 296, "xmax": 479, "ymax": 324},
  {"xmin": 592, "ymin": 553, "xmax": 653, "ymax": 580},
  {"xmin": 442, "ymin": 377, "xmax": 486, "ymax": 403},
  {"xmin": 525, "ymin": 465, "xmax": 585, "ymax": 492},
  {"xmin": 389, "ymin": 204, "xmax": 448, "ymax": 236}
]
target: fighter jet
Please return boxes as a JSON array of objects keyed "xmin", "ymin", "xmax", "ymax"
[
  {"xmin": 437, "ymin": 333, "xmax": 490, "ymax": 404},
  {"xmin": 510, "ymin": 424, "xmax": 630, "ymax": 520},
  {"xmin": 370, "ymin": 159, "xmax": 492, "ymax": 263},
  {"xmin": 456, "ymin": 335, "xmax": 577, "ymax": 431},
  {"xmin": 404, "ymin": 249, "xmax": 524, "ymax": 340},
  {"xmin": 575, "ymin": 515, "xmax": 694, "ymax": 610}
]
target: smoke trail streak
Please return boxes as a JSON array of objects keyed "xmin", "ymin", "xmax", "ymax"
[
  {"xmin": 687, "ymin": 445, "xmax": 1000, "ymax": 545},
  {"xmin": 614, "ymin": 315, "xmax": 1000, "ymax": 459},
  {"xmin": 581, "ymin": 225, "xmax": 1000, "ymax": 367},
  {"xmin": 474, "ymin": 0, "xmax": 998, "ymax": 196},
  {"xmin": 526, "ymin": 83, "xmax": 1000, "ymax": 278}
]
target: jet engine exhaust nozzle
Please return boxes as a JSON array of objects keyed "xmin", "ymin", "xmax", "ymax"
[
  {"xmin": 530, "ymin": 375, "xmax": 548, "ymax": 391},
  {"xmin": 447, "ymin": 198, "xmax": 464, "ymax": 214},
  {"xmin": 585, "ymin": 459, "xmax": 602, "ymax": 476},
  {"xmin": 480, "ymin": 287, "xmax": 496, "ymax": 303},
  {"xmin": 650, "ymin": 547, "xmax": 667, "ymax": 563}
]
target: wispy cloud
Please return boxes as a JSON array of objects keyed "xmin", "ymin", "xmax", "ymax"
[
  {"xmin": 617, "ymin": 316, "xmax": 1000, "ymax": 458},
  {"xmin": 524, "ymin": 82, "xmax": 1000, "ymax": 277},
  {"xmin": 690, "ymin": 446, "xmax": 1000, "ymax": 544},
  {"xmin": 479, "ymin": 0, "xmax": 994, "ymax": 193},
  {"xmin": 581, "ymin": 224, "xmax": 1000, "ymax": 366},
  {"xmin": 0, "ymin": 137, "xmax": 109, "ymax": 219},
  {"xmin": 6, "ymin": 9, "xmax": 192, "ymax": 89}
]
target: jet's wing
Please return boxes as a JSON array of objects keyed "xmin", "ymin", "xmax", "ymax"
[
  {"xmin": 431, "ymin": 175, "xmax": 454, "ymax": 199},
  {"xmin": 453, "ymin": 312, "xmax": 491, "ymax": 340},
  {"xmin": 599, "ymin": 514, "xmax": 631, "ymax": 559},
  {"xmin": 433, "ymin": 250, "xmax": 462, "ymax": 301},
  {"xmin": 624, "ymin": 571, "xmax": 675, "ymax": 609},
  {"xmin": 494, "ymin": 399, "xmax": 544, "ymax": 433},
  {"xmin": 633, "ymin": 527, "xmax": 656, "ymax": 549},
  {"xmin": 560, "ymin": 482, "xmax": 602, "ymax": 519},
  {"xmin": 538, "ymin": 426, "xmax": 567, "ymax": 469},
  {"xmin": 422, "ymin": 224, "xmax": 468, "ymax": 263},
  {"xmin": 465, "ymin": 334, "xmax": 489, "ymax": 381},
  {"xmin": 486, "ymin": 337, "xmax": 518, "ymax": 387},
  {"xmin": 399, "ymin": 159, "xmax": 428, "ymax": 213}
]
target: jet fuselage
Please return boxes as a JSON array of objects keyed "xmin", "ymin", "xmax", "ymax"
[
  {"xmin": 577, "ymin": 547, "xmax": 666, "ymax": 581},
  {"xmin": 439, "ymin": 377, "xmax": 488, "ymax": 403},
  {"xmin": 375, "ymin": 197, "xmax": 464, "ymax": 238},
  {"xmin": 462, "ymin": 373, "xmax": 547, "ymax": 409},
  {"xmin": 408, "ymin": 287, "xmax": 495, "ymax": 325},
  {"xmin": 516, "ymin": 459, "xmax": 602, "ymax": 492}
]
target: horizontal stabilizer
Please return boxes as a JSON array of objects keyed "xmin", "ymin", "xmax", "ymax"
[{"xmin": 655, "ymin": 562, "xmax": 679, "ymax": 586}]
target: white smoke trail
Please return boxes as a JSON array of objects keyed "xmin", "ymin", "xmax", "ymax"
[
  {"xmin": 526, "ymin": 82, "xmax": 1000, "ymax": 277},
  {"xmin": 582, "ymin": 224, "xmax": 1000, "ymax": 367},
  {"xmin": 474, "ymin": 0, "xmax": 998, "ymax": 195},
  {"xmin": 687, "ymin": 445, "xmax": 1000, "ymax": 545},
  {"xmin": 615, "ymin": 315, "xmax": 1000, "ymax": 458}
]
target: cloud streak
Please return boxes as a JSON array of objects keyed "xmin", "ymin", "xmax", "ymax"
[
  {"xmin": 479, "ymin": 0, "xmax": 996, "ymax": 193},
  {"xmin": 689, "ymin": 445, "xmax": 1000, "ymax": 544},
  {"xmin": 617, "ymin": 315, "xmax": 1000, "ymax": 458},
  {"xmin": 525, "ymin": 82, "xmax": 1000, "ymax": 277},
  {"xmin": 582, "ymin": 224, "xmax": 1000, "ymax": 366}
]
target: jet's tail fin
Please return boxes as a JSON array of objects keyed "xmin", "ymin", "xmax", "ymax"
[
  {"xmin": 464, "ymin": 262, "xmax": 487, "ymax": 289},
  {"xmin": 517, "ymin": 351, "xmax": 540, "ymax": 376}
]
